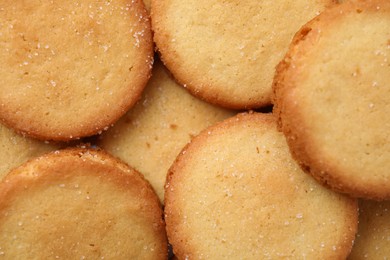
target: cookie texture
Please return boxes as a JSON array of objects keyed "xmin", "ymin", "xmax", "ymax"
[
  {"xmin": 0, "ymin": 148, "xmax": 167, "ymax": 259},
  {"xmin": 348, "ymin": 200, "xmax": 390, "ymax": 259},
  {"xmin": 151, "ymin": 0, "xmax": 337, "ymax": 109},
  {"xmin": 0, "ymin": 123, "xmax": 60, "ymax": 179},
  {"xmin": 143, "ymin": 0, "xmax": 151, "ymax": 12},
  {"xmin": 165, "ymin": 112, "xmax": 357, "ymax": 259},
  {"xmin": 98, "ymin": 60, "xmax": 235, "ymax": 201},
  {"xmin": 0, "ymin": 0, "xmax": 153, "ymax": 141},
  {"xmin": 273, "ymin": 0, "xmax": 390, "ymax": 199}
]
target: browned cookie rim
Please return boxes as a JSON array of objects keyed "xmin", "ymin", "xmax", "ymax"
[
  {"xmin": 272, "ymin": 0, "xmax": 390, "ymax": 199},
  {"xmin": 165, "ymin": 112, "xmax": 357, "ymax": 259},
  {"xmin": 0, "ymin": 147, "xmax": 168, "ymax": 259},
  {"xmin": 0, "ymin": 0, "xmax": 154, "ymax": 141}
]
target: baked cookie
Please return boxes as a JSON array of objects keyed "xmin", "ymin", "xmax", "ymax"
[
  {"xmin": 273, "ymin": 0, "xmax": 390, "ymax": 199},
  {"xmin": 151, "ymin": 0, "xmax": 337, "ymax": 109},
  {"xmin": 0, "ymin": 148, "xmax": 167, "ymax": 259},
  {"xmin": 0, "ymin": 123, "xmax": 60, "ymax": 179},
  {"xmin": 165, "ymin": 112, "xmax": 357, "ymax": 259},
  {"xmin": 98, "ymin": 60, "xmax": 235, "ymax": 201},
  {"xmin": 0, "ymin": 0, "xmax": 153, "ymax": 141},
  {"xmin": 348, "ymin": 200, "xmax": 390, "ymax": 259}
]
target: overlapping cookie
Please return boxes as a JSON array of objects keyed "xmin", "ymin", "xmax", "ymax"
[
  {"xmin": 0, "ymin": 148, "xmax": 167, "ymax": 259},
  {"xmin": 348, "ymin": 200, "xmax": 390, "ymax": 259},
  {"xmin": 273, "ymin": 0, "xmax": 390, "ymax": 199},
  {"xmin": 98, "ymin": 60, "xmax": 235, "ymax": 201},
  {"xmin": 165, "ymin": 112, "xmax": 357, "ymax": 259},
  {"xmin": 0, "ymin": 123, "xmax": 60, "ymax": 179},
  {"xmin": 151, "ymin": 0, "xmax": 338, "ymax": 109},
  {"xmin": 0, "ymin": 0, "xmax": 153, "ymax": 141}
]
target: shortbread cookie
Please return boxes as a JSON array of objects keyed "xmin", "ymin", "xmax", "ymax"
[
  {"xmin": 273, "ymin": 0, "xmax": 390, "ymax": 199},
  {"xmin": 0, "ymin": 0, "xmax": 153, "ymax": 141},
  {"xmin": 0, "ymin": 148, "xmax": 167, "ymax": 259},
  {"xmin": 0, "ymin": 123, "xmax": 60, "ymax": 179},
  {"xmin": 151, "ymin": 0, "xmax": 337, "ymax": 109},
  {"xmin": 165, "ymin": 113, "xmax": 357, "ymax": 259},
  {"xmin": 348, "ymin": 200, "xmax": 390, "ymax": 259},
  {"xmin": 98, "ymin": 60, "xmax": 235, "ymax": 201}
]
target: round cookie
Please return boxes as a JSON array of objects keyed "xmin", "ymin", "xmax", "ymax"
[
  {"xmin": 348, "ymin": 200, "xmax": 390, "ymax": 259},
  {"xmin": 0, "ymin": 0, "xmax": 153, "ymax": 141},
  {"xmin": 165, "ymin": 112, "xmax": 358, "ymax": 259},
  {"xmin": 272, "ymin": 0, "xmax": 390, "ymax": 199},
  {"xmin": 98, "ymin": 60, "xmax": 235, "ymax": 201},
  {"xmin": 0, "ymin": 123, "xmax": 61, "ymax": 179},
  {"xmin": 151, "ymin": 0, "xmax": 338, "ymax": 109},
  {"xmin": 0, "ymin": 148, "xmax": 167, "ymax": 259}
]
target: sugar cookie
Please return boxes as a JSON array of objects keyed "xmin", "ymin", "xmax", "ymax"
[
  {"xmin": 273, "ymin": 0, "xmax": 390, "ymax": 199},
  {"xmin": 165, "ymin": 112, "xmax": 357, "ymax": 259},
  {"xmin": 0, "ymin": 148, "xmax": 167, "ymax": 259},
  {"xmin": 0, "ymin": 0, "xmax": 153, "ymax": 141},
  {"xmin": 151, "ymin": 0, "xmax": 337, "ymax": 109}
]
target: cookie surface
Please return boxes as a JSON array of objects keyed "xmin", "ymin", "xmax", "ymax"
[
  {"xmin": 348, "ymin": 200, "xmax": 390, "ymax": 259},
  {"xmin": 0, "ymin": 148, "xmax": 167, "ymax": 259},
  {"xmin": 0, "ymin": 0, "xmax": 153, "ymax": 141},
  {"xmin": 0, "ymin": 123, "xmax": 60, "ymax": 179},
  {"xmin": 165, "ymin": 112, "xmax": 357, "ymax": 259},
  {"xmin": 98, "ymin": 60, "xmax": 235, "ymax": 201},
  {"xmin": 143, "ymin": 0, "xmax": 151, "ymax": 11},
  {"xmin": 273, "ymin": 0, "xmax": 390, "ymax": 199},
  {"xmin": 151, "ymin": 0, "xmax": 336, "ymax": 109}
]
